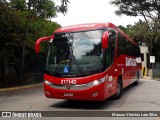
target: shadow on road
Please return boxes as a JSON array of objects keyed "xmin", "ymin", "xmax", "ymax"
[{"xmin": 49, "ymin": 80, "xmax": 145, "ymax": 110}]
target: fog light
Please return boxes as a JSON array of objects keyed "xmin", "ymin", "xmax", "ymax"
[
  {"xmin": 45, "ymin": 91, "xmax": 50, "ymax": 95},
  {"xmin": 92, "ymin": 92, "xmax": 99, "ymax": 97}
]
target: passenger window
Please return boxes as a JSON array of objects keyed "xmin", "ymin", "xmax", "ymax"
[
  {"xmin": 117, "ymin": 33, "xmax": 141, "ymax": 57},
  {"xmin": 117, "ymin": 33, "xmax": 126, "ymax": 56}
]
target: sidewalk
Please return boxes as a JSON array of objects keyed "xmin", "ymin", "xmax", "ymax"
[
  {"xmin": 0, "ymin": 83, "xmax": 43, "ymax": 92},
  {"xmin": 141, "ymin": 76, "xmax": 160, "ymax": 81}
]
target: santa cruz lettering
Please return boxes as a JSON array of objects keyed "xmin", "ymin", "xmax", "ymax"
[{"xmin": 126, "ymin": 57, "xmax": 137, "ymax": 66}]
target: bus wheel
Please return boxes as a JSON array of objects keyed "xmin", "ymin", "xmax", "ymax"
[
  {"xmin": 112, "ymin": 78, "xmax": 123, "ymax": 100},
  {"xmin": 134, "ymin": 72, "xmax": 139, "ymax": 86}
]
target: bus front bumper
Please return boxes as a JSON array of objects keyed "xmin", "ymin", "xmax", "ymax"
[{"xmin": 44, "ymin": 82, "xmax": 108, "ymax": 101}]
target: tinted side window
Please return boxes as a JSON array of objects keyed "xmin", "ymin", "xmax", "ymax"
[
  {"xmin": 117, "ymin": 33, "xmax": 126, "ymax": 56},
  {"xmin": 127, "ymin": 39, "xmax": 141, "ymax": 57},
  {"xmin": 117, "ymin": 33, "xmax": 141, "ymax": 57},
  {"xmin": 134, "ymin": 45, "xmax": 141, "ymax": 57}
]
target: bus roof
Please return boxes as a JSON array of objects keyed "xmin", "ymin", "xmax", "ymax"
[
  {"xmin": 54, "ymin": 22, "xmax": 137, "ymax": 45},
  {"xmin": 55, "ymin": 22, "xmax": 114, "ymax": 33}
]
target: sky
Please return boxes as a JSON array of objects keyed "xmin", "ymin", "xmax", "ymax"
[{"xmin": 52, "ymin": 0, "xmax": 143, "ymax": 27}]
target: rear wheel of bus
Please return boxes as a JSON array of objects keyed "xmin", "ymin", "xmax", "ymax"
[{"xmin": 134, "ymin": 71, "xmax": 139, "ymax": 86}]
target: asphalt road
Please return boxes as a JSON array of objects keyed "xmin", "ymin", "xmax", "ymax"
[{"xmin": 0, "ymin": 79, "xmax": 160, "ymax": 120}]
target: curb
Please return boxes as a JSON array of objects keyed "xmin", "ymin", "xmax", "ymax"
[
  {"xmin": 141, "ymin": 76, "xmax": 152, "ymax": 79},
  {"xmin": 0, "ymin": 83, "xmax": 43, "ymax": 92},
  {"xmin": 141, "ymin": 76, "xmax": 160, "ymax": 81}
]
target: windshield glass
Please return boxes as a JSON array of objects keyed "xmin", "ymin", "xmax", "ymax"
[{"xmin": 46, "ymin": 30, "xmax": 103, "ymax": 77}]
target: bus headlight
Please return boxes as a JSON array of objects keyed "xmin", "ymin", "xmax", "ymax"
[
  {"xmin": 93, "ymin": 80, "xmax": 99, "ymax": 86},
  {"xmin": 44, "ymin": 80, "xmax": 52, "ymax": 86},
  {"xmin": 86, "ymin": 77, "xmax": 106, "ymax": 87}
]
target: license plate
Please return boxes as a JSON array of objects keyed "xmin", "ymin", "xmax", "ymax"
[{"xmin": 64, "ymin": 93, "xmax": 73, "ymax": 97}]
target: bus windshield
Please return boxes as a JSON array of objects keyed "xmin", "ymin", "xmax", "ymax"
[{"xmin": 45, "ymin": 30, "xmax": 104, "ymax": 77}]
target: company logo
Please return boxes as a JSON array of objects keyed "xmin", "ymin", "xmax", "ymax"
[
  {"xmin": 1, "ymin": 112, "xmax": 42, "ymax": 118},
  {"xmin": 60, "ymin": 24, "xmax": 96, "ymax": 31},
  {"xmin": 2, "ymin": 112, "xmax": 11, "ymax": 117},
  {"xmin": 65, "ymin": 84, "xmax": 73, "ymax": 89}
]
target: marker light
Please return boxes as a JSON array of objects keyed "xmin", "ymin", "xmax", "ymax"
[
  {"xmin": 44, "ymin": 80, "xmax": 52, "ymax": 86},
  {"xmin": 92, "ymin": 92, "xmax": 99, "ymax": 97}
]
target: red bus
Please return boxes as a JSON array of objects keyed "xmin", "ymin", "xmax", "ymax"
[{"xmin": 35, "ymin": 22, "xmax": 141, "ymax": 101}]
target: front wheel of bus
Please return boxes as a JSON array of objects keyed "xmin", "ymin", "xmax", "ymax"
[{"xmin": 112, "ymin": 79, "xmax": 123, "ymax": 100}]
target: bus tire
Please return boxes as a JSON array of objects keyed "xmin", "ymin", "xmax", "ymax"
[
  {"xmin": 112, "ymin": 78, "xmax": 123, "ymax": 100},
  {"xmin": 134, "ymin": 72, "xmax": 139, "ymax": 86}
]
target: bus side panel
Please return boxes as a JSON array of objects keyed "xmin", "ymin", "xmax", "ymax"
[{"xmin": 114, "ymin": 54, "xmax": 139, "ymax": 88}]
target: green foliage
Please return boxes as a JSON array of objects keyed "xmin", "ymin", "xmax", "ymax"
[
  {"xmin": 110, "ymin": 0, "xmax": 160, "ymax": 19},
  {"xmin": 126, "ymin": 21, "xmax": 151, "ymax": 45},
  {"xmin": 118, "ymin": 25, "xmax": 127, "ymax": 33},
  {"xmin": 110, "ymin": 0, "xmax": 160, "ymax": 30},
  {"xmin": 8, "ymin": 0, "xmax": 69, "ymax": 18},
  {"xmin": 0, "ymin": 0, "xmax": 64, "ymax": 75}
]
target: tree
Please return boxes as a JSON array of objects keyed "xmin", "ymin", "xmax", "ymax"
[
  {"xmin": 6, "ymin": 0, "xmax": 68, "ymax": 83},
  {"xmin": 0, "ymin": 0, "xmax": 63, "ymax": 86},
  {"xmin": 110, "ymin": 0, "xmax": 160, "ymax": 31},
  {"xmin": 125, "ymin": 21, "xmax": 151, "ymax": 45},
  {"xmin": 8, "ymin": 0, "xmax": 69, "ymax": 18}
]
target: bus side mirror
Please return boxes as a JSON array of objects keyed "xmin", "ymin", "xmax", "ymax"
[
  {"xmin": 102, "ymin": 31, "xmax": 109, "ymax": 49},
  {"xmin": 35, "ymin": 35, "xmax": 54, "ymax": 53}
]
